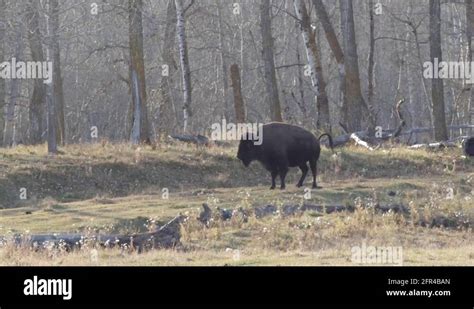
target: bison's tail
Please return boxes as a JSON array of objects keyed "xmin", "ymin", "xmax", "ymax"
[{"xmin": 318, "ymin": 133, "xmax": 334, "ymax": 153}]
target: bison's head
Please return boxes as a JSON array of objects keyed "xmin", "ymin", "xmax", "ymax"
[{"xmin": 237, "ymin": 135, "xmax": 259, "ymax": 167}]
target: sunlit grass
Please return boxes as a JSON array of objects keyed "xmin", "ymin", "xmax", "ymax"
[{"xmin": 0, "ymin": 142, "xmax": 472, "ymax": 265}]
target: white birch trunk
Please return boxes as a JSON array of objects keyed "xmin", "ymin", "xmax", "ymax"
[{"xmin": 175, "ymin": 0, "xmax": 192, "ymax": 132}]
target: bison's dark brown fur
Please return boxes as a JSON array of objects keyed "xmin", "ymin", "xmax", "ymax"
[{"xmin": 237, "ymin": 122, "xmax": 333, "ymax": 189}]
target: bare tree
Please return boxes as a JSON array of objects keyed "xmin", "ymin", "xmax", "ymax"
[
  {"xmin": 429, "ymin": 0, "xmax": 448, "ymax": 141},
  {"xmin": 46, "ymin": 79, "xmax": 57, "ymax": 154},
  {"xmin": 175, "ymin": 0, "xmax": 192, "ymax": 132},
  {"xmin": 367, "ymin": 0, "xmax": 375, "ymax": 123},
  {"xmin": 312, "ymin": 0, "xmax": 344, "ymax": 66},
  {"xmin": 312, "ymin": 0, "xmax": 346, "ymax": 127},
  {"xmin": 3, "ymin": 29, "xmax": 23, "ymax": 147},
  {"xmin": 294, "ymin": 33, "xmax": 308, "ymax": 125},
  {"xmin": 238, "ymin": 0, "xmax": 247, "ymax": 101},
  {"xmin": 230, "ymin": 63, "xmax": 246, "ymax": 122},
  {"xmin": 216, "ymin": 0, "xmax": 231, "ymax": 121},
  {"xmin": 293, "ymin": 0, "xmax": 330, "ymax": 132},
  {"xmin": 25, "ymin": 0, "xmax": 45, "ymax": 144},
  {"xmin": 0, "ymin": 0, "xmax": 5, "ymax": 144},
  {"xmin": 158, "ymin": 0, "xmax": 177, "ymax": 138},
  {"xmin": 339, "ymin": 0, "xmax": 369, "ymax": 132},
  {"xmin": 48, "ymin": 0, "xmax": 65, "ymax": 145},
  {"xmin": 260, "ymin": 0, "xmax": 283, "ymax": 122},
  {"xmin": 128, "ymin": 0, "xmax": 150, "ymax": 144},
  {"xmin": 466, "ymin": 0, "xmax": 474, "ymax": 129},
  {"xmin": 0, "ymin": 0, "xmax": 469, "ymax": 147}
]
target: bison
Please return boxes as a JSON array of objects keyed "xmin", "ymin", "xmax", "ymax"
[
  {"xmin": 237, "ymin": 122, "xmax": 333, "ymax": 190},
  {"xmin": 464, "ymin": 137, "xmax": 474, "ymax": 156}
]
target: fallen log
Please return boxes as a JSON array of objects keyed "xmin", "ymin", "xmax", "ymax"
[
  {"xmin": 169, "ymin": 134, "xmax": 209, "ymax": 146},
  {"xmin": 330, "ymin": 122, "xmax": 473, "ymax": 149},
  {"xmin": 300, "ymin": 203, "xmax": 408, "ymax": 214},
  {"xmin": 418, "ymin": 215, "xmax": 472, "ymax": 229},
  {"xmin": 408, "ymin": 142, "xmax": 458, "ymax": 149},
  {"xmin": 374, "ymin": 203, "xmax": 410, "ymax": 214},
  {"xmin": 350, "ymin": 133, "xmax": 375, "ymax": 151},
  {"xmin": 278, "ymin": 203, "xmax": 469, "ymax": 229},
  {"xmin": 254, "ymin": 204, "xmax": 278, "ymax": 218},
  {"xmin": 330, "ymin": 130, "xmax": 394, "ymax": 148},
  {"xmin": 300, "ymin": 204, "xmax": 355, "ymax": 214},
  {"xmin": 401, "ymin": 125, "xmax": 474, "ymax": 135},
  {"xmin": 281, "ymin": 204, "xmax": 301, "ymax": 217},
  {"xmin": 2, "ymin": 215, "xmax": 186, "ymax": 253},
  {"xmin": 245, "ymin": 203, "xmax": 411, "ymax": 218},
  {"xmin": 197, "ymin": 203, "xmax": 470, "ymax": 230},
  {"xmin": 331, "ymin": 99, "xmax": 406, "ymax": 148},
  {"xmin": 330, "ymin": 131, "xmax": 363, "ymax": 147}
]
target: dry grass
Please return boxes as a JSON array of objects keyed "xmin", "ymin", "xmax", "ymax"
[{"xmin": 0, "ymin": 142, "xmax": 472, "ymax": 265}]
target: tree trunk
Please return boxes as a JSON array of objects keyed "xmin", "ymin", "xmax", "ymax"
[
  {"xmin": 403, "ymin": 5, "xmax": 416, "ymax": 135},
  {"xmin": 230, "ymin": 64, "xmax": 246, "ymax": 123},
  {"xmin": 429, "ymin": 0, "xmax": 448, "ymax": 141},
  {"xmin": 260, "ymin": 0, "xmax": 283, "ymax": 122},
  {"xmin": 216, "ymin": 0, "xmax": 231, "ymax": 121},
  {"xmin": 48, "ymin": 0, "xmax": 65, "ymax": 145},
  {"xmin": 46, "ymin": 80, "xmax": 57, "ymax": 154},
  {"xmin": 466, "ymin": 0, "xmax": 474, "ymax": 132},
  {"xmin": 312, "ymin": 0, "xmax": 344, "ymax": 64},
  {"xmin": 0, "ymin": 0, "xmax": 5, "ymax": 145},
  {"xmin": 339, "ymin": 0, "xmax": 367, "ymax": 132},
  {"xmin": 175, "ymin": 0, "xmax": 192, "ymax": 132},
  {"xmin": 158, "ymin": 0, "xmax": 178, "ymax": 139},
  {"xmin": 3, "ymin": 33, "xmax": 23, "ymax": 147},
  {"xmin": 130, "ymin": 70, "xmax": 141, "ymax": 144},
  {"xmin": 410, "ymin": 23, "xmax": 434, "ymax": 131},
  {"xmin": 293, "ymin": 0, "xmax": 330, "ymax": 133},
  {"xmin": 312, "ymin": 0, "xmax": 345, "ymax": 128},
  {"xmin": 239, "ymin": 1, "xmax": 246, "ymax": 103},
  {"xmin": 25, "ymin": 0, "xmax": 46, "ymax": 145},
  {"xmin": 44, "ymin": 2, "xmax": 57, "ymax": 154},
  {"xmin": 295, "ymin": 34, "xmax": 308, "ymax": 125},
  {"xmin": 367, "ymin": 0, "xmax": 376, "ymax": 132},
  {"xmin": 128, "ymin": 0, "xmax": 150, "ymax": 144}
]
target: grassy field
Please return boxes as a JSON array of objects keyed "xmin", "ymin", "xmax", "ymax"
[{"xmin": 0, "ymin": 142, "xmax": 473, "ymax": 265}]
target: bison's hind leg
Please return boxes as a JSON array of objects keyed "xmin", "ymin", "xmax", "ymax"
[
  {"xmin": 297, "ymin": 163, "xmax": 309, "ymax": 187},
  {"xmin": 309, "ymin": 158, "xmax": 322, "ymax": 189}
]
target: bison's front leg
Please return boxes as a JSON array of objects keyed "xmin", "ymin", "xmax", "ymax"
[
  {"xmin": 270, "ymin": 170, "xmax": 278, "ymax": 189},
  {"xmin": 279, "ymin": 167, "xmax": 288, "ymax": 190}
]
